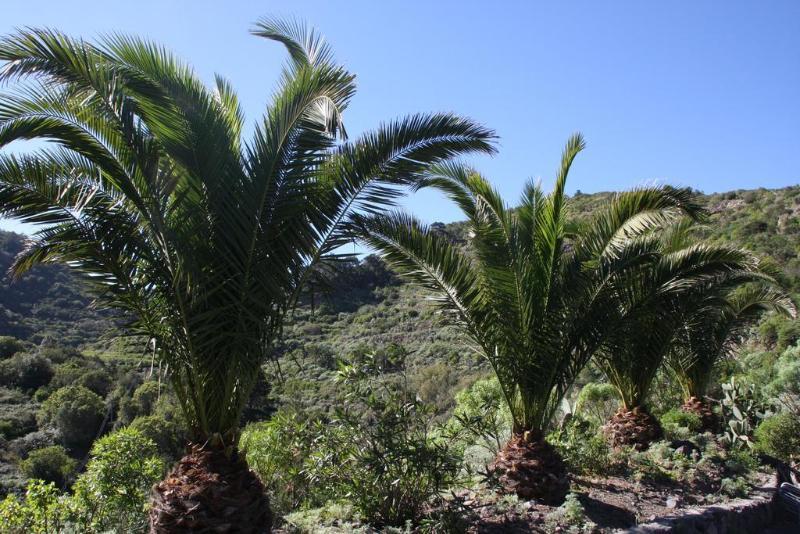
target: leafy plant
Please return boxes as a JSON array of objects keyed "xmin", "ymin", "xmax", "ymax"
[
  {"xmin": 660, "ymin": 408, "xmax": 702, "ymax": 439},
  {"xmin": 547, "ymin": 416, "xmax": 610, "ymax": 475},
  {"xmin": 309, "ymin": 353, "xmax": 464, "ymax": 528},
  {"xmin": 37, "ymin": 385, "xmax": 105, "ymax": 450},
  {"xmin": 574, "ymin": 382, "xmax": 619, "ymax": 427},
  {"xmin": 753, "ymin": 412, "xmax": 800, "ymax": 461},
  {"xmin": 241, "ymin": 410, "xmax": 322, "ymax": 517},
  {"xmin": 0, "ymin": 480, "xmax": 67, "ymax": 534},
  {"xmin": 19, "ymin": 445, "xmax": 77, "ymax": 488},
  {"xmin": 69, "ymin": 428, "xmax": 164, "ymax": 533}
]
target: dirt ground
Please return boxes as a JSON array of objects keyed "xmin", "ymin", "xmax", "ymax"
[{"xmin": 464, "ymin": 471, "xmax": 778, "ymax": 533}]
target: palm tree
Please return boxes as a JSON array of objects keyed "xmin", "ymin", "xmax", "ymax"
[
  {"xmin": 667, "ymin": 283, "xmax": 795, "ymax": 431},
  {"xmin": 595, "ymin": 221, "xmax": 781, "ymax": 448},
  {"xmin": 356, "ymin": 134, "xmax": 713, "ymax": 502},
  {"xmin": 0, "ymin": 19, "xmax": 495, "ymax": 531}
]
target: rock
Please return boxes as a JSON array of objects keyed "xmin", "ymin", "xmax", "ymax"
[{"xmin": 666, "ymin": 496, "xmax": 681, "ymax": 509}]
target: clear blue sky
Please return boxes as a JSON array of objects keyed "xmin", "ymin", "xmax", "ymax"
[{"xmin": 1, "ymin": 0, "xmax": 798, "ymax": 234}]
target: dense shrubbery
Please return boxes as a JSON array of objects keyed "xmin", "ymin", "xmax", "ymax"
[
  {"xmin": 0, "ymin": 428, "xmax": 162, "ymax": 533},
  {"xmin": 244, "ymin": 352, "xmax": 465, "ymax": 528},
  {"xmin": 754, "ymin": 412, "xmax": 800, "ymax": 462},
  {"xmin": 37, "ymin": 385, "xmax": 105, "ymax": 450},
  {"xmin": 19, "ymin": 446, "xmax": 76, "ymax": 488}
]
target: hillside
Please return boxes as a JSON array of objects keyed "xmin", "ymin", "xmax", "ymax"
[
  {"xmin": 182, "ymin": 185, "xmax": 787, "ymax": 432},
  {"xmin": 0, "ymin": 233, "xmax": 116, "ymax": 346},
  {"xmin": 0, "ymin": 184, "xmax": 798, "ymax": 529},
  {"xmin": 2, "ymin": 185, "xmax": 798, "ymax": 392}
]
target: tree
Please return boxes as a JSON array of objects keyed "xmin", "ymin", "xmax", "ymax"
[
  {"xmin": 356, "ymin": 134, "xmax": 712, "ymax": 502},
  {"xmin": 37, "ymin": 385, "xmax": 105, "ymax": 451},
  {"xmin": 0, "ymin": 19, "xmax": 494, "ymax": 531},
  {"xmin": 0, "ymin": 336, "xmax": 24, "ymax": 359},
  {"xmin": 70, "ymin": 428, "xmax": 164, "ymax": 533},
  {"xmin": 667, "ymin": 283, "xmax": 795, "ymax": 430},
  {"xmin": 595, "ymin": 221, "xmax": 781, "ymax": 448},
  {"xmin": 19, "ymin": 445, "xmax": 77, "ymax": 488}
]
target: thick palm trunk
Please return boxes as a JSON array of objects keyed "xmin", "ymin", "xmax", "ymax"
[
  {"xmin": 489, "ymin": 430, "xmax": 569, "ymax": 505},
  {"xmin": 149, "ymin": 442, "xmax": 271, "ymax": 533},
  {"xmin": 681, "ymin": 396, "xmax": 719, "ymax": 433},
  {"xmin": 604, "ymin": 406, "xmax": 662, "ymax": 450}
]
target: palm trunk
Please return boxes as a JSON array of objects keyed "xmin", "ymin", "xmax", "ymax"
[
  {"xmin": 604, "ymin": 405, "xmax": 662, "ymax": 450},
  {"xmin": 681, "ymin": 396, "xmax": 719, "ymax": 432},
  {"xmin": 149, "ymin": 442, "xmax": 271, "ymax": 533},
  {"xmin": 489, "ymin": 430, "xmax": 569, "ymax": 505}
]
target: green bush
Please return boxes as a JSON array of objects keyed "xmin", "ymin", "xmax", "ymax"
[
  {"xmin": 77, "ymin": 369, "xmax": 113, "ymax": 397},
  {"xmin": 310, "ymin": 355, "xmax": 464, "ymax": 528},
  {"xmin": 0, "ymin": 336, "xmax": 25, "ymax": 359},
  {"xmin": 548, "ymin": 416, "xmax": 610, "ymax": 475},
  {"xmin": 660, "ymin": 408, "xmax": 702, "ymax": 439},
  {"xmin": 754, "ymin": 412, "xmax": 800, "ymax": 461},
  {"xmin": 38, "ymin": 385, "xmax": 105, "ymax": 450},
  {"xmin": 575, "ymin": 382, "xmax": 619, "ymax": 426},
  {"xmin": 241, "ymin": 410, "xmax": 321, "ymax": 517},
  {"xmin": 129, "ymin": 415, "xmax": 184, "ymax": 462},
  {"xmin": 19, "ymin": 446, "xmax": 77, "ymax": 488},
  {"xmin": 445, "ymin": 376, "xmax": 511, "ymax": 459},
  {"xmin": 70, "ymin": 428, "xmax": 164, "ymax": 533},
  {"xmin": 0, "ymin": 353, "xmax": 53, "ymax": 390},
  {"xmin": 0, "ymin": 480, "xmax": 68, "ymax": 534}
]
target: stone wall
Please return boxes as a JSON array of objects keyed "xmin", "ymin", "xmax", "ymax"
[{"xmin": 624, "ymin": 477, "xmax": 784, "ymax": 533}]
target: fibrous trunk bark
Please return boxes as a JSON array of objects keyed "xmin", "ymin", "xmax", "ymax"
[
  {"xmin": 149, "ymin": 442, "xmax": 271, "ymax": 533},
  {"xmin": 488, "ymin": 430, "xmax": 569, "ymax": 505},
  {"xmin": 604, "ymin": 406, "xmax": 662, "ymax": 450},
  {"xmin": 681, "ymin": 396, "xmax": 719, "ymax": 433}
]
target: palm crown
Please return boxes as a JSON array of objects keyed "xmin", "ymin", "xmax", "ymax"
[
  {"xmin": 667, "ymin": 282, "xmax": 795, "ymax": 402},
  {"xmin": 357, "ymin": 134, "xmax": 723, "ymax": 434},
  {"xmin": 595, "ymin": 220, "xmax": 787, "ymax": 411},
  {"xmin": 0, "ymin": 19, "xmax": 495, "ymax": 444}
]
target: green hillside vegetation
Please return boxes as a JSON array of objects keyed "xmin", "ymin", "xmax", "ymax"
[{"xmin": 0, "ymin": 185, "xmax": 798, "ymax": 531}]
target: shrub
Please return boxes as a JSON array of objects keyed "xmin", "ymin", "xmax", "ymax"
[
  {"xmin": 0, "ymin": 480, "xmax": 68, "ymax": 534},
  {"xmin": 129, "ymin": 415, "xmax": 184, "ymax": 462},
  {"xmin": 719, "ymin": 476, "xmax": 750, "ymax": 498},
  {"xmin": 8, "ymin": 429, "xmax": 58, "ymax": 459},
  {"xmin": 548, "ymin": 416, "xmax": 611, "ymax": 475},
  {"xmin": 51, "ymin": 359, "xmax": 113, "ymax": 397},
  {"xmin": 0, "ymin": 389, "xmax": 38, "ymax": 439},
  {"xmin": 310, "ymin": 355, "xmax": 464, "ymax": 528},
  {"xmin": 77, "ymin": 369, "xmax": 113, "ymax": 398},
  {"xmin": 754, "ymin": 412, "xmax": 800, "ymax": 462},
  {"xmin": 0, "ymin": 336, "xmax": 25, "ymax": 359},
  {"xmin": 445, "ymin": 376, "xmax": 511, "ymax": 460},
  {"xmin": 545, "ymin": 492, "xmax": 590, "ymax": 530},
  {"xmin": 575, "ymin": 382, "xmax": 618, "ymax": 426},
  {"xmin": 69, "ymin": 428, "xmax": 164, "ymax": 532},
  {"xmin": 660, "ymin": 408, "xmax": 702, "ymax": 439},
  {"xmin": 0, "ymin": 354, "xmax": 53, "ymax": 390},
  {"xmin": 38, "ymin": 385, "xmax": 105, "ymax": 450},
  {"xmin": 241, "ymin": 410, "xmax": 321, "ymax": 517},
  {"xmin": 19, "ymin": 446, "xmax": 77, "ymax": 488}
]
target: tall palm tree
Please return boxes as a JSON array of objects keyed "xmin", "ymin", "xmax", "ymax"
[
  {"xmin": 356, "ymin": 134, "xmax": 715, "ymax": 502},
  {"xmin": 667, "ymin": 283, "xmax": 795, "ymax": 431},
  {"xmin": 0, "ymin": 19, "xmax": 495, "ymax": 531},
  {"xmin": 595, "ymin": 221, "xmax": 781, "ymax": 448}
]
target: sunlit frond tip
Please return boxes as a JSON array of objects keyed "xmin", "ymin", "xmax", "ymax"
[{"xmin": 251, "ymin": 17, "xmax": 334, "ymax": 69}]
